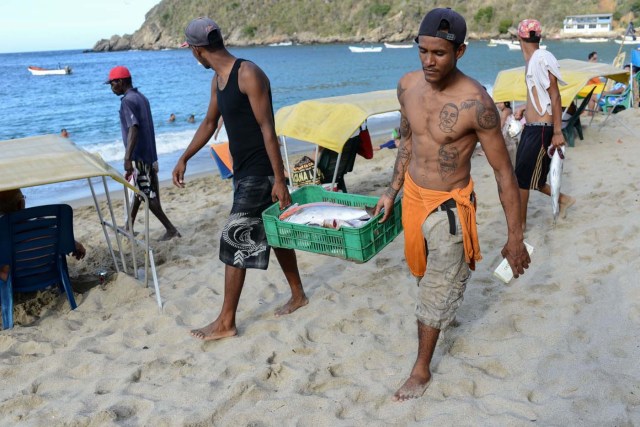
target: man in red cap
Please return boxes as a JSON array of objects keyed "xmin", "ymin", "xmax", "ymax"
[
  {"xmin": 172, "ymin": 18, "xmax": 307, "ymax": 341},
  {"xmin": 107, "ymin": 65, "xmax": 180, "ymax": 241},
  {"xmin": 374, "ymin": 8, "xmax": 529, "ymax": 401},
  {"xmin": 513, "ymin": 19, "xmax": 575, "ymax": 231}
]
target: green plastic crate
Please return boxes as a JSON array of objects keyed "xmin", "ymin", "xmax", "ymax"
[{"xmin": 262, "ymin": 186, "xmax": 403, "ymax": 263}]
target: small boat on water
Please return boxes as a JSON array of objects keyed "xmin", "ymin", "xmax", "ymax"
[
  {"xmin": 348, "ymin": 46, "xmax": 382, "ymax": 53},
  {"xmin": 507, "ymin": 42, "xmax": 547, "ymax": 51},
  {"xmin": 384, "ymin": 42, "xmax": 412, "ymax": 49},
  {"xmin": 614, "ymin": 37, "xmax": 640, "ymax": 44},
  {"xmin": 268, "ymin": 41, "xmax": 293, "ymax": 47},
  {"xmin": 578, "ymin": 37, "xmax": 609, "ymax": 43},
  {"xmin": 27, "ymin": 65, "xmax": 72, "ymax": 76}
]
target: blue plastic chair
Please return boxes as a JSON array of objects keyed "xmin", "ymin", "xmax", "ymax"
[{"xmin": 0, "ymin": 204, "xmax": 78, "ymax": 329}]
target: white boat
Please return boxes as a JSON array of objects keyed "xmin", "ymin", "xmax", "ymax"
[
  {"xmin": 28, "ymin": 65, "xmax": 72, "ymax": 76},
  {"xmin": 490, "ymin": 39, "xmax": 513, "ymax": 45},
  {"xmin": 268, "ymin": 41, "xmax": 293, "ymax": 47},
  {"xmin": 507, "ymin": 42, "xmax": 547, "ymax": 51},
  {"xmin": 578, "ymin": 37, "xmax": 609, "ymax": 43},
  {"xmin": 615, "ymin": 37, "xmax": 640, "ymax": 44},
  {"xmin": 348, "ymin": 46, "xmax": 382, "ymax": 53},
  {"xmin": 384, "ymin": 42, "xmax": 412, "ymax": 49}
]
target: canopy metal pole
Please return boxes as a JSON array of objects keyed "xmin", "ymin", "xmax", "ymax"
[
  {"xmin": 331, "ymin": 152, "xmax": 343, "ymax": 191},
  {"xmin": 312, "ymin": 145, "xmax": 320, "ymax": 183},
  {"xmin": 144, "ymin": 198, "xmax": 149, "ymax": 287},
  {"xmin": 149, "ymin": 248, "xmax": 162, "ymax": 310},
  {"xmin": 101, "ymin": 177, "xmax": 129, "ymax": 274},
  {"xmin": 88, "ymin": 178, "xmax": 120, "ymax": 273},
  {"xmin": 280, "ymin": 136, "xmax": 291, "ymax": 188}
]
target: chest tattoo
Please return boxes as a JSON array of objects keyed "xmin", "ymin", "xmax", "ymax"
[
  {"xmin": 438, "ymin": 145, "xmax": 459, "ymax": 180},
  {"xmin": 438, "ymin": 103, "xmax": 459, "ymax": 133}
]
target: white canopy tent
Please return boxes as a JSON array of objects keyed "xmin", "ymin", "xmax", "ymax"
[{"xmin": 0, "ymin": 134, "xmax": 162, "ymax": 308}]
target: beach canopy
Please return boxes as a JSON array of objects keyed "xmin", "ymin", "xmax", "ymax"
[
  {"xmin": 0, "ymin": 134, "xmax": 133, "ymax": 192},
  {"xmin": 0, "ymin": 134, "xmax": 162, "ymax": 308},
  {"xmin": 275, "ymin": 89, "xmax": 399, "ymax": 153},
  {"xmin": 492, "ymin": 59, "xmax": 630, "ymax": 107}
]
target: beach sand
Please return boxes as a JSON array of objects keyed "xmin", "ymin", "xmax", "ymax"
[{"xmin": 1, "ymin": 112, "xmax": 639, "ymax": 425}]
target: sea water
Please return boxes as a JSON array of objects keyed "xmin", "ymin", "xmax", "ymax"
[{"xmin": 0, "ymin": 41, "xmax": 630, "ymax": 204}]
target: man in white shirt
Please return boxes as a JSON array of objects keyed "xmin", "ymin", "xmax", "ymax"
[{"xmin": 513, "ymin": 19, "xmax": 575, "ymax": 231}]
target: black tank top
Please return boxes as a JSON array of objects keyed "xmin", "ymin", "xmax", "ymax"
[{"xmin": 216, "ymin": 59, "xmax": 274, "ymax": 179}]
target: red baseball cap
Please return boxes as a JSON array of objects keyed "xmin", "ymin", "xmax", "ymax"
[{"xmin": 105, "ymin": 65, "xmax": 131, "ymax": 84}]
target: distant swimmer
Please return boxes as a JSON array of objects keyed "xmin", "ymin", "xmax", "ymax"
[
  {"xmin": 187, "ymin": 114, "xmax": 196, "ymax": 123},
  {"xmin": 168, "ymin": 113, "xmax": 176, "ymax": 122},
  {"xmin": 60, "ymin": 128, "xmax": 69, "ymax": 138}
]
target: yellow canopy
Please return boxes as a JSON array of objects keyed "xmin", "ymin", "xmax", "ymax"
[
  {"xmin": 275, "ymin": 89, "xmax": 399, "ymax": 153},
  {"xmin": 0, "ymin": 134, "xmax": 132, "ymax": 192},
  {"xmin": 492, "ymin": 59, "xmax": 630, "ymax": 107}
]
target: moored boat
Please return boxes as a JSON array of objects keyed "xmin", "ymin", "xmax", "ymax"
[
  {"xmin": 578, "ymin": 37, "xmax": 609, "ymax": 43},
  {"xmin": 383, "ymin": 42, "xmax": 412, "ymax": 49},
  {"xmin": 27, "ymin": 65, "xmax": 72, "ymax": 76},
  {"xmin": 348, "ymin": 46, "xmax": 382, "ymax": 53}
]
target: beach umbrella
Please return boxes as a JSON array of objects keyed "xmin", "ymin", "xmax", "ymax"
[{"xmin": 492, "ymin": 59, "xmax": 629, "ymax": 107}]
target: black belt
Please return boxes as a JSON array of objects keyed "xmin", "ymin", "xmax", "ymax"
[{"xmin": 433, "ymin": 193, "xmax": 475, "ymax": 236}]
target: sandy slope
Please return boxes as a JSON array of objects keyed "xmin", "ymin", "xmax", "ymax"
[{"xmin": 1, "ymin": 112, "xmax": 639, "ymax": 425}]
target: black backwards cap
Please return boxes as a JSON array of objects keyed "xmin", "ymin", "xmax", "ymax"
[{"xmin": 414, "ymin": 8, "xmax": 467, "ymax": 45}]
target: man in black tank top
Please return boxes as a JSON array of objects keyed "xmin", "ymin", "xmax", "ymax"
[{"xmin": 172, "ymin": 17, "xmax": 308, "ymax": 341}]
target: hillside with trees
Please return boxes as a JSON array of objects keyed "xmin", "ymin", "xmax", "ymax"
[{"xmin": 92, "ymin": 0, "xmax": 640, "ymax": 51}]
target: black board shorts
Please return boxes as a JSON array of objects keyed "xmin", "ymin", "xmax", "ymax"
[
  {"xmin": 219, "ymin": 175, "xmax": 275, "ymax": 269},
  {"xmin": 515, "ymin": 123, "xmax": 554, "ymax": 190}
]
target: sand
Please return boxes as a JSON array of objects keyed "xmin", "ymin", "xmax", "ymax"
[{"xmin": 1, "ymin": 111, "xmax": 639, "ymax": 425}]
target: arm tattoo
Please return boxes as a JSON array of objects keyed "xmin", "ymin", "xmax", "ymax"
[
  {"xmin": 438, "ymin": 145, "xmax": 458, "ymax": 180},
  {"xmin": 387, "ymin": 144, "xmax": 411, "ymax": 198},
  {"xmin": 460, "ymin": 99, "xmax": 499, "ymax": 129},
  {"xmin": 400, "ymin": 115, "xmax": 410, "ymax": 138}
]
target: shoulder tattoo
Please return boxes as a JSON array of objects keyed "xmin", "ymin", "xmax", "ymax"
[{"xmin": 460, "ymin": 99, "xmax": 499, "ymax": 129}]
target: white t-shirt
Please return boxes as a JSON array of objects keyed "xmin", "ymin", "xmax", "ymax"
[{"xmin": 525, "ymin": 49, "xmax": 567, "ymax": 116}]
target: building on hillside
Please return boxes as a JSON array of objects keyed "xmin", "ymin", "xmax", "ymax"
[{"xmin": 562, "ymin": 14, "xmax": 613, "ymax": 34}]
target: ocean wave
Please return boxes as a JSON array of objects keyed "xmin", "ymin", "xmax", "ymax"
[{"xmin": 84, "ymin": 129, "xmax": 197, "ymax": 162}]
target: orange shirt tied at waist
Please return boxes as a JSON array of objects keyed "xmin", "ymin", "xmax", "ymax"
[{"xmin": 402, "ymin": 173, "xmax": 482, "ymax": 278}]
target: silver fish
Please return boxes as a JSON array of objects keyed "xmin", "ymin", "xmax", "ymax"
[
  {"xmin": 279, "ymin": 202, "xmax": 373, "ymax": 227},
  {"xmin": 548, "ymin": 145, "xmax": 564, "ymax": 223}
]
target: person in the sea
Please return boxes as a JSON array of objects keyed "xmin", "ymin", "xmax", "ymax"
[
  {"xmin": 106, "ymin": 65, "xmax": 181, "ymax": 241},
  {"xmin": 60, "ymin": 128, "xmax": 69, "ymax": 138},
  {"xmin": 374, "ymin": 7, "xmax": 529, "ymax": 402},
  {"xmin": 168, "ymin": 113, "xmax": 176, "ymax": 123},
  {"xmin": 0, "ymin": 189, "xmax": 86, "ymax": 282},
  {"xmin": 172, "ymin": 17, "xmax": 307, "ymax": 341},
  {"xmin": 187, "ymin": 114, "xmax": 196, "ymax": 123},
  {"xmin": 513, "ymin": 19, "xmax": 575, "ymax": 231}
]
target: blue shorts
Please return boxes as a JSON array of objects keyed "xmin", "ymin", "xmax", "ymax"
[{"xmin": 219, "ymin": 176, "xmax": 274, "ymax": 269}]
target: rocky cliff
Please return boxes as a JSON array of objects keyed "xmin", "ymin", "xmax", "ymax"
[{"xmin": 91, "ymin": 0, "xmax": 637, "ymax": 52}]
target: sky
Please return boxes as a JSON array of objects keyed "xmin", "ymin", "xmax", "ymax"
[{"xmin": 0, "ymin": 0, "xmax": 161, "ymax": 53}]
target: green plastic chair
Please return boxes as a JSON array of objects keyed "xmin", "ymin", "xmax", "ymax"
[{"xmin": 562, "ymin": 86, "xmax": 595, "ymax": 147}]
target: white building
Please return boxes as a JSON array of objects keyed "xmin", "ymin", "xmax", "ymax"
[{"xmin": 562, "ymin": 14, "xmax": 613, "ymax": 34}]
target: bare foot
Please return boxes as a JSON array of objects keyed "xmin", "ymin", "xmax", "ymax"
[
  {"xmin": 559, "ymin": 196, "xmax": 576, "ymax": 219},
  {"xmin": 274, "ymin": 296, "xmax": 309, "ymax": 317},
  {"xmin": 159, "ymin": 229, "xmax": 181, "ymax": 241},
  {"xmin": 189, "ymin": 320, "xmax": 237, "ymax": 341},
  {"xmin": 393, "ymin": 374, "xmax": 432, "ymax": 402}
]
